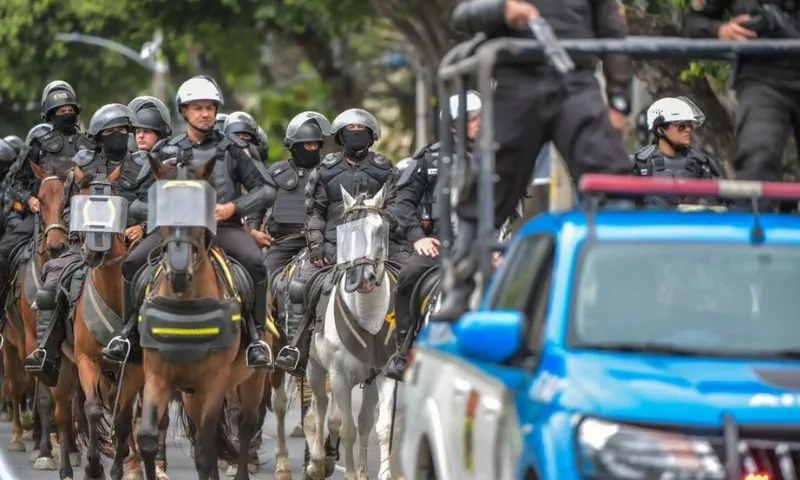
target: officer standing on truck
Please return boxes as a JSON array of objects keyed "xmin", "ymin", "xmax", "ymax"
[
  {"xmin": 684, "ymin": 0, "xmax": 800, "ymax": 189},
  {"xmin": 440, "ymin": 0, "xmax": 634, "ymax": 319}
]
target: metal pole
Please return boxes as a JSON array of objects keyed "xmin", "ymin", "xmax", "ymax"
[{"xmin": 415, "ymin": 68, "xmax": 429, "ymax": 150}]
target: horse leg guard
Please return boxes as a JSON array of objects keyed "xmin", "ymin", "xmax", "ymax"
[
  {"xmin": 102, "ymin": 278, "xmax": 141, "ymax": 364},
  {"xmin": 24, "ymin": 291, "xmax": 60, "ymax": 387},
  {"xmin": 433, "ymin": 220, "xmax": 478, "ymax": 321},
  {"xmin": 245, "ymin": 280, "xmax": 273, "ymax": 369}
]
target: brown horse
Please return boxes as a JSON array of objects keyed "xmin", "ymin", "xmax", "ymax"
[
  {"xmin": 1, "ymin": 163, "xmax": 71, "ymax": 461},
  {"xmin": 137, "ymin": 155, "xmax": 268, "ymax": 480}
]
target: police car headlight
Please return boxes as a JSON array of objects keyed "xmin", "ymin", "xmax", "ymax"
[
  {"xmin": 575, "ymin": 417, "xmax": 725, "ymax": 479},
  {"xmin": 494, "ymin": 405, "xmax": 522, "ymax": 480}
]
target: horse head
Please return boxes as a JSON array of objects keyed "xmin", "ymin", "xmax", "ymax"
[
  {"xmin": 29, "ymin": 162, "xmax": 72, "ymax": 258},
  {"xmin": 338, "ymin": 185, "xmax": 389, "ymax": 294},
  {"xmin": 69, "ymin": 164, "xmax": 124, "ymax": 268},
  {"xmin": 147, "ymin": 153, "xmax": 218, "ymax": 295}
]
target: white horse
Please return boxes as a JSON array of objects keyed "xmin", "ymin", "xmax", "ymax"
[{"xmin": 304, "ymin": 186, "xmax": 397, "ymax": 480}]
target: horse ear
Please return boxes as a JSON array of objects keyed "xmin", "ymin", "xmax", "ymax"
[
  {"xmin": 148, "ymin": 153, "xmax": 168, "ymax": 179},
  {"xmin": 194, "ymin": 156, "xmax": 217, "ymax": 181},
  {"xmin": 371, "ymin": 186, "xmax": 386, "ymax": 208},
  {"xmin": 340, "ymin": 185, "xmax": 355, "ymax": 209},
  {"xmin": 71, "ymin": 165, "xmax": 85, "ymax": 184},
  {"xmin": 30, "ymin": 161, "xmax": 45, "ymax": 181},
  {"xmin": 107, "ymin": 164, "xmax": 122, "ymax": 183}
]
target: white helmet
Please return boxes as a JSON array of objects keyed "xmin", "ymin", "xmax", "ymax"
[
  {"xmin": 175, "ymin": 76, "xmax": 223, "ymax": 110},
  {"xmin": 646, "ymin": 97, "xmax": 702, "ymax": 131},
  {"xmin": 443, "ymin": 90, "xmax": 482, "ymax": 121}
]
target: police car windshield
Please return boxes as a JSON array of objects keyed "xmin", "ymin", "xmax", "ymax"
[{"xmin": 569, "ymin": 243, "xmax": 800, "ymax": 358}]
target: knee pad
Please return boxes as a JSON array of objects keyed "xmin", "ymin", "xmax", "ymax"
[
  {"xmin": 288, "ymin": 279, "xmax": 307, "ymax": 304},
  {"xmin": 34, "ymin": 290, "xmax": 57, "ymax": 310}
]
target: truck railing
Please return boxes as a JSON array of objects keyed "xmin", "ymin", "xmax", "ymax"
[{"xmin": 437, "ymin": 35, "xmax": 800, "ymax": 289}]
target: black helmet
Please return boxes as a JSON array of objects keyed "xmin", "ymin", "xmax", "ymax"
[
  {"xmin": 223, "ymin": 111, "xmax": 259, "ymax": 138},
  {"xmin": 331, "ymin": 108, "xmax": 380, "ymax": 145},
  {"xmin": 2, "ymin": 135, "xmax": 23, "ymax": 154},
  {"xmin": 284, "ymin": 111, "xmax": 330, "ymax": 149},
  {"xmin": 0, "ymin": 140, "xmax": 16, "ymax": 163},
  {"xmin": 128, "ymin": 96, "xmax": 172, "ymax": 137},
  {"xmin": 215, "ymin": 113, "xmax": 228, "ymax": 132},
  {"xmin": 26, "ymin": 123, "xmax": 53, "ymax": 144},
  {"xmin": 88, "ymin": 104, "xmax": 135, "ymax": 137},
  {"xmin": 40, "ymin": 80, "xmax": 80, "ymax": 121}
]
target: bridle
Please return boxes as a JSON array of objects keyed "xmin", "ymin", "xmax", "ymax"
[{"xmin": 34, "ymin": 175, "xmax": 70, "ymax": 257}]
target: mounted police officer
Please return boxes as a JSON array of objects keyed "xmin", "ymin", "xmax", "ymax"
[
  {"xmin": 215, "ymin": 113, "xmax": 228, "ymax": 133},
  {"xmin": 224, "ymin": 111, "xmax": 265, "ymax": 158},
  {"xmin": 256, "ymin": 126, "xmax": 269, "ymax": 163},
  {"xmin": 0, "ymin": 81, "xmax": 94, "ymax": 308},
  {"xmin": 631, "ymin": 97, "xmax": 724, "ymax": 207},
  {"xmin": 273, "ymin": 108, "xmax": 410, "ymax": 375},
  {"xmin": 2, "ymin": 136, "xmax": 23, "ymax": 157},
  {"xmin": 101, "ymin": 75, "xmax": 277, "ymax": 369},
  {"xmin": 2, "ymin": 124, "xmax": 53, "ymax": 235},
  {"xmin": 128, "ymin": 95, "xmax": 172, "ymax": 153},
  {"xmin": 24, "ymin": 103, "xmax": 138, "ymax": 385},
  {"xmin": 385, "ymin": 93, "xmax": 481, "ymax": 380},
  {"xmin": 0, "ymin": 140, "xmax": 17, "ymax": 231}
]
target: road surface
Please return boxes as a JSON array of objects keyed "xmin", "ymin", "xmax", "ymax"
[{"xmin": 0, "ymin": 385, "xmax": 405, "ymax": 479}]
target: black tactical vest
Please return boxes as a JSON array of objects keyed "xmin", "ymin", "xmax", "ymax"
[
  {"xmin": 632, "ymin": 145, "xmax": 710, "ymax": 179},
  {"xmin": 419, "ymin": 148, "xmax": 439, "ymax": 234},
  {"xmin": 318, "ymin": 151, "xmax": 392, "ymax": 244},
  {"xmin": 117, "ymin": 153, "xmax": 145, "ymax": 203},
  {"xmin": 36, "ymin": 129, "xmax": 94, "ymax": 174},
  {"xmin": 267, "ymin": 160, "xmax": 312, "ymax": 237}
]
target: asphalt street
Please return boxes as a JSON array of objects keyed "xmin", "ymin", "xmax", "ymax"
[{"xmin": 0, "ymin": 385, "xmax": 406, "ymax": 479}]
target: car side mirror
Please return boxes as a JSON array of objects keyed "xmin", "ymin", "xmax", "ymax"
[{"xmin": 455, "ymin": 310, "xmax": 523, "ymax": 363}]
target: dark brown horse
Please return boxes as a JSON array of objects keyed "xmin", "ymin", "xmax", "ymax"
[{"xmin": 137, "ymin": 155, "xmax": 268, "ymax": 480}]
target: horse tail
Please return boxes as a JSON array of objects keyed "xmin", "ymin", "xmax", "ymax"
[
  {"xmin": 287, "ymin": 374, "xmax": 331, "ymax": 410},
  {"xmin": 175, "ymin": 394, "xmax": 238, "ymax": 463}
]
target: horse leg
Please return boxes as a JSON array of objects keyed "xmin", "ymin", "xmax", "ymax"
[
  {"xmin": 2, "ymin": 345, "xmax": 25, "ymax": 451},
  {"xmin": 324, "ymin": 396, "xmax": 342, "ymax": 477},
  {"xmin": 189, "ymin": 381, "xmax": 227, "ymax": 480},
  {"xmin": 33, "ymin": 384, "xmax": 57, "ymax": 470},
  {"xmin": 233, "ymin": 373, "xmax": 265, "ymax": 480},
  {"xmin": 76, "ymin": 358, "xmax": 107, "ymax": 480},
  {"xmin": 155, "ymin": 404, "xmax": 170, "ymax": 480},
  {"xmin": 138, "ymin": 377, "xmax": 172, "ymax": 480},
  {"xmin": 355, "ymin": 381, "xmax": 379, "ymax": 480},
  {"xmin": 52, "ymin": 364, "xmax": 76, "ymax": 479},
  {"xmin": 304, "ymin": 357, "xmax": 329, "ymax": 480},
  {"xmin": 329, "ymin": 374, "xmax": 357, "ymax": 480},
  {"xmin": 110, "ymin": 378, "xmax": 142, "ymax": 480},
  {"xmin": 374, "ymin": 378, "xmax": 396, "ymax": 480},
  {"xmin": 272, "ymin": 373, "xmax": 291, "ymax": 480}
]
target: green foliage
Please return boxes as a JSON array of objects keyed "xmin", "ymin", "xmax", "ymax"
[{"xmin": 680, "ymin": 61, "xmax": 731, "ymax": 90}]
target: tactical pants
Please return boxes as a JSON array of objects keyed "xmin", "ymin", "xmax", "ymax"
[
  {"xmin": 733, "ymin": 81, "xmax": 800, "ymax": 184},
  {"xmin": 0, "ymin": 215, "xmax": 34, "ymax": 278},
  {"xmin": 263, "ymin": 237, "xmax": 306, "ymax": 275},
  {"xmin": 455, "ymin": 69, "xmax": 631, "ymax": 226},
  {"xmin": 395, "ymin": 253, "xmax": 438, "ymax": 338},
  {"xmin": 37, "ymin": 245, "xmax": 82, "ymax": 345}
]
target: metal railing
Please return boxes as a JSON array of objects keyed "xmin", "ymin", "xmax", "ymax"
[{"xmin": 437, "ymin": 35, "xmax": 800, "ymax": 288}]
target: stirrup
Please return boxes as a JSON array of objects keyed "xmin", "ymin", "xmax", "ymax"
[
  {"xmin": 24, "ymin": 349, "xmax": 46, "ymax": 372},
  {"xmin": 105, "ymin": 336, "xmax": 131, "ymax": 361},
  {"xmin": 0, "ymin": 333, "xmax": 4, "ymax": 351},
  {"xmin": 245, "ymin": 340, "xmax": 273, "ymax": 368},
  {"xmin": 278, "ymin": 346, "xmax": 301, "ymax": 371}
]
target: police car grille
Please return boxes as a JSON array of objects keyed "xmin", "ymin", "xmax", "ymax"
[{"xmin": 710, "ymin": 436, "xmax": 800, "ymax": 480}]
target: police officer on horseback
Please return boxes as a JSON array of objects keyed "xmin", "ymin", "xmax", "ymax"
[
  {"xmin": 24, "ymin": 103, "xmax": 139, "ymax": 385},
  {"xmin": 385, "ymin": 93, "xmax": 482, "ymax": 380},
  {"xmin": 0, "ymin": 81, "xmax": 94, "ymax": 309},
  {"xmin": 273, "ymin": 108, "xmax": 410, "ymax": 375},
  {"xmin": 2, "ymin": 136, "xmax": 23, "ymax": 157},
  {"xmin": 257, "ymin": 111, "xmax": 331, "ymax": 344},
  {"xmin": 128, "ymin": 95, "xmax": 172, "ymax": 153},
  {"xmin": 223, "ymin": 111, "xmax": 266, "ymax": 159},
  {"xmin": 631, "ymin": 97, "xmax": 724, "ymax": 206},
  {"xmin": 102, "ymin": 75, "xmax": 277, "ymax": 369}
]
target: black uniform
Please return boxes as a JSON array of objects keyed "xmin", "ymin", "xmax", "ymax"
[
  {"xmin": 439, "ymin": 0, "xmax": 634, "ymax": 318},
  {"xmin": 101, "ymin": 130, "xmax": 278, "ymax": 368},
  {"xmin": 684, "ymin": 0, "xmax": 800, "ymax": 186},
  {"xmin": 385, "ymin": 142, "xmax": 442, "ymax": 380},
  {"xmin": 631, "ymin": 144, "xmax": 724, "ymax": 207}
]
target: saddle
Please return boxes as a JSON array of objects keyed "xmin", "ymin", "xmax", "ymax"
[
  {"xmin": 4, "ymin": 238, "xmax": 38, "ymax": 333},
  {"xmin": 409, "ymin": 265, "xmax": 441, "ymax": 328},
  {"xmin": 7, "ymin": 237, "xmax": 35, "ymax": 302}
]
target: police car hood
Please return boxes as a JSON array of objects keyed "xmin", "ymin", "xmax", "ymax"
[{"xmin": 559, "ymin": 351, "xmax": 800, "ymax": 424}]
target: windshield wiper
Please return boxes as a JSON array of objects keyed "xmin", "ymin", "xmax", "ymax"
[{"xmin": 578, "ymin": 342, "xmax": 727, "ymax": 357}]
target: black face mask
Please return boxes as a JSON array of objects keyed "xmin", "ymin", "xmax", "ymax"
[
  {"xmin": 52, "ymin": 113, "xmax": 78, "ymax": 132},
  {"xmin": 100, "ymin": 132, "xmax": 130, "ymax": 155},
  {"xmin": 293, "ymin": 146, "xmax": 321, "ymax": 168},
  {"xmin": 341, "ymin": 130, "xmax": 371, "ymax": 160}
]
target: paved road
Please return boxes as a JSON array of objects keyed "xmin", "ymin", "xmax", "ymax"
[{"xmin": 0, "ymin": 385, "xmax": 406, "ymax": 479}]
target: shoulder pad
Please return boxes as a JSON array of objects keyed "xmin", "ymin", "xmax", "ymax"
[
  {"xmin": 322, "ymin": 152, "xmax": 342, "ymax": 167},
  {"xmin": 633, "ymin": 144, "xmax": 657, "ymax": 161},
  {"xmin": 166, "ymin": 134, "xmax": 187, "ymax": 146},
  {"xmin": 396, "ymin": 159, "xmax": 419, "ymax": 187},
  {"xmin": 224, "ymin": 135, "xmax": 249, "ymax": 150},
  {"xmin": 267, "ymin": 160, "xmax": 292, "ymax": 176},
  {"xmin": 39, "ymin": 131, "xmax": 63, "ymax": 153},
  {"xmin": 72, "ymin": 149, "xmax": 97, "ymax": 167},
  {"xmin": 412, "ymin": 142, "xmax": 434, "ymax": 160},
  {"xmin": 271, "ymin": 161, "xmax": 300, "ymax": 190},
  {"xmin": 75, "ymin": 133, "xmax": 95, "ymax": 151},
  {"xmin": 131, "ymin": 150, "xmax": 150, "ymax": 166},
  {"xmin": 369, "ymin": 152, "xmax": 392, "ymax": 170},
  {"xmin": 151, "ymin": 137, "xmax": 169, "ymax": 152}
]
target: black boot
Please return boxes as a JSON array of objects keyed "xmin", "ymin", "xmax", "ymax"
[
  {"xmin": 433, "ymin": 221, "xmax": 478, "ymax": 320},
  {"xmin": 274, "ymin": 315, "xmax": 311, "ymax": 377},
  {"xmin": 245, "ymin": 280, "xmax": 272, "ymax": 368},
  {"xmin": 102, "ymin": 278, "xmax": 141, "ymax": 363},
  {"xmin": 385, "ymin": 328, "xmax": 409, "ymax": 381},
  {"xmin": 24, "ymin": 291, "xmax": 61, "ymax": 387}
]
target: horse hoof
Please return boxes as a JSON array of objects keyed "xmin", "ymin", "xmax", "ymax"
[
  {"xmin": 155, "ymin": 465, "xmax": 169, "ymax": 480},
  {"xmin": 305, "ymin": 462, "xmax": 326, "ymax": 480},
  {"xmin": 123, "ymin": 470, "xmax": 144, "ymax": 480},
  {"xmin": 0, "ymin": 412, "xmax": 11, "ymax": 421},
  {"xmin": 248, "ymin": 462, "xmax": 259, "ymax": 474},
  {"xmin": 32, "ymin": 456, "xmax": 58, "ymax": 470},
  {"xmin": 224, "ymin": 464, "xmax": 236, "ymax": 477},
  {"xmin": 21, "ymin": 429, "xmax": 33, "ymax": 440},
  {"xmin": 290, "ymin": 424, "xmax": 304, "ymax": 437},
  {"xmin": 29, "ymin": 449, "xmax": 41, "ymax": 461},
  {"xmin": 274, "ymin": 469, "xmax": 293, "ymax": 480},
  {"xmin": 324, "ymin": 457, "xmax": 337, "ymax": 477},
  {"xmin": 70, "ymin": 452, "xmax": 82, "ymax": 467},
  {"xmin": 217, "ymin": 459, "xmax": 229, "ymax": 470},
  {"xmin": 7, "ymin": 441, "xmax": 25, "ymax": 452}
]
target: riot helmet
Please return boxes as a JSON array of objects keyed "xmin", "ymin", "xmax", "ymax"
[
  {"xmin": 3, "ymin": 135, "xmax": 23, "ymax": 155},
  {"xmin": 26, "ymin": 123, "xmax": 53, "ymax": 144},
  {"xmin": 284, "ymin": 111, "xmax": 330, "ymax": 149},
  {"xmin": 175, "ymin": 75, "xmax": 224, "ymax": 111},
  {"xmin": 129, "ymin": 96, "xmax": 172, "ymax": 137},
  {"xmin": 216, "ymin": 113, "xmax": 229, "ymax": 132},
  {"xmin": 0, "ymin": 140, "xmax": 16, "ymax": 164},
  {"xmin": 256, "ymin": 126, "xmax": 269, "ymax": 161},
  {"xmin": 88, "ymin": 104, "xmax": 135, "ymax": 137},
  {"xmin": 223, "ymin": 111, "xmax": 259, "ymax": 139},
  {"xmin": 331, "ymin": 108, "xmax": 381, "ymax": 144},
  {"xmin": 40, "ymin": 80, "xmax": 80, "ymax": 121}
]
